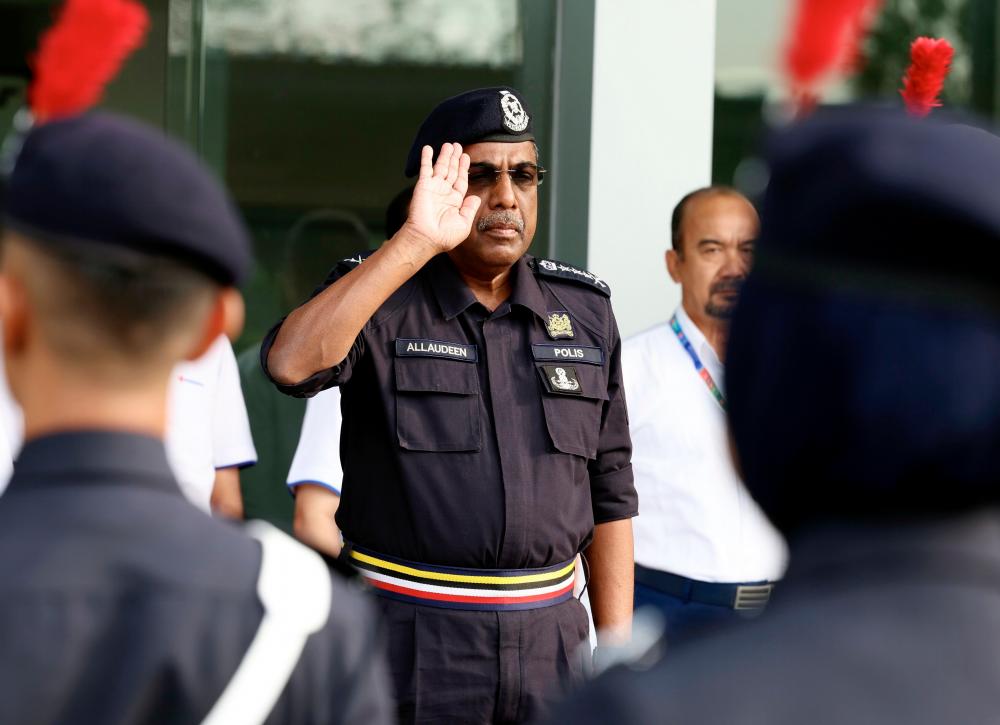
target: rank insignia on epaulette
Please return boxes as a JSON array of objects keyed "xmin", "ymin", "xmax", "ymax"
[
  {"xmin": 533, "ymin": 258, "xmax": 611, "ymax": 297},
  {"xmin": 545, "ymin": 311, "xmax": 574, "ymax": 340}
]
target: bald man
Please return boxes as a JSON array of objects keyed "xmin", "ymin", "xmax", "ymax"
[{"xmin": 624, "ymin": 187, "xmax": 786, "ymax": 645}]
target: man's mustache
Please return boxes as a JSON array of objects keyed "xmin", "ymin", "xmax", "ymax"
[
  {"xmin": 477, "ymin": 210, "xmax": 525, "ymax": 234},
  {"xmin": 710, "ymin": 278, "xmax": 745, "ymax": 296}
]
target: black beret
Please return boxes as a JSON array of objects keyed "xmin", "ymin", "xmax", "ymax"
[
  {"xmin": 3, "ymin": 112, "xmax": 252, "ymax": 285},
  {"xmin": 754, "ymin": 106, "xmax": 1000, "ymax": 303},
  {"xmin": 726, "ymin": 106, "xmax": 1000, "ymax": 535},
  {"xmin": 404, "ymin": 87, "xmax": 534, "ymax": 178}
]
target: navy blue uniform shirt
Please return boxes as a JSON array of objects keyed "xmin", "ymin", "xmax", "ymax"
[
  {"xmin": 263, "ymin": 253, "xmax": 636, "ymax": 569},
  {"xmin": 0, "ymin": 431, "xmax": 393, "ymax": 725}
]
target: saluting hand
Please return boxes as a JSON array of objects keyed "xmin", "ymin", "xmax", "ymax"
[{"xmin": 401, "ymin": 143, "xmax": 481, "ymax": 253}]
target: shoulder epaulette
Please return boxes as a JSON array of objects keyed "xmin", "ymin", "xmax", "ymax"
[
  {"xmin": 338, "ymin": 250, "xmax": 375, "ymax": 270},
  {"xmin": 531, "ymin": 257, "xmax": 611, "ymax": 297}
]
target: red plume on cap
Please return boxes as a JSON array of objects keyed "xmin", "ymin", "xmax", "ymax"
[
  {"xmin": 900, "ymin": 37, "xmax": 954, "ymax": 117},
  {"xmin": 29, "ymin": 0, "xmax": 149, "ymax": 122},
  {"xmin": 783, "ymin": 0, "xmax": 881, "ymax": 103}
]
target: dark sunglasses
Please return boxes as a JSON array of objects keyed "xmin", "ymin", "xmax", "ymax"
[{"xmin": 468, "ymin": 163, "xmax": 546, "ymax": 190}]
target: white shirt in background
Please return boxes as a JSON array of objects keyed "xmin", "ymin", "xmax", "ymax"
[
  {"xmin": 166, "ymin": 335, "xmax": 257, "ymax": 512},
  {"xmin": 0, "ymin": 354, "xmax": 23, "ymax": 491},
  {"xmin": 287, "ymin": 386, "xmax": 343, "ymax": 495},
  {"xmin": 624, "ymin": 305, "xmax": 787, "ymax": 583}
]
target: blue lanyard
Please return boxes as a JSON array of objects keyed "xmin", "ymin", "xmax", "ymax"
[{"xmin": 669, "ymin": 314, "xmax": 726, "ymax": 411}]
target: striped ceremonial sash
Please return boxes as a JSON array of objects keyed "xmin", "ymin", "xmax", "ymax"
[{"xmin": 344, "ymin": 544, "xmax": 577, "ymax": 612}]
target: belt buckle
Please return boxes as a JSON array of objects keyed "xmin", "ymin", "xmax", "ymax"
[{"xmin": 734, "ymin": 583, "xmax": 772, "ymax": 611}]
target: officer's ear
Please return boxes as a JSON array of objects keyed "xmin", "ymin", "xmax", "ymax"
[
  {"xmin": 184, "ymin": 287, "xmax": 244, "ymax": 361},
  {"xmin": 0, "ymin": 244, "xmax": 29, "ymax": 357}
]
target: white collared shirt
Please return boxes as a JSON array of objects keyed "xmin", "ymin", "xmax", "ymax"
[
  {"xmin": 0, "ymin": 336, "xmax": 256, "ymax": 509},
  {"xmin": 623, "ymin": 306, "xmax": 787, "ymax": 583},
  {"xmin": 166, "ymin": 335, "xmax": 257, "ymax": 512},
  {"xmin": 287, "ymin": 386, "xmax": 344, "ymax": 495}
]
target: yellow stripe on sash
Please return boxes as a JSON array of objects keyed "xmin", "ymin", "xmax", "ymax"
[{"xmin": 349, "ymin": 550, "xmax": 576, "ymax": 586}]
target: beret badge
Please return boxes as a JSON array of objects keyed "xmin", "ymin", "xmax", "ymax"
[{"xmin": 500, "ymin": 90, "xmax": 529, "ymax": 133}]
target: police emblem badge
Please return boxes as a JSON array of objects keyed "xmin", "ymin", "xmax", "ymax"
[
  {"xmin": 545, "ymin": 311, "xmax": 574, "ymax": 340},
  {"xmin": 499, "ymin": 90, "xmax": 529, "ymax": 132},
  {"xmin": 541, "ymin": 365, "xmax": 583, "ymax": 395}
]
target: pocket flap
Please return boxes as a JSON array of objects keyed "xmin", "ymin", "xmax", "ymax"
[{"xmin": 395, "ymin": 357, "xmax": 479, "ymax": 395}]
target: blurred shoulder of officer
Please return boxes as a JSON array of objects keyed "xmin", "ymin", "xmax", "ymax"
[
  {"xmin": 546, "ymin": 109, "xmax": 1000, "ymax": 724},
  {"xmin": 264, "ymin": 87, "xmax": 636, "ymax": 723},
  {"xmin": 0, "ymin": 6, "xmax": 392, "ymax": 721},
  {"xmin": 289, "ymin": 186, "xmax": 413, "ymax": 557},
  {"xmin": 167, "ymin": 332, "xmax": 257, "ymax": 518},
  {"xmin": 625, "ymin": 186, "xmax": 786, "ymax": 644}
]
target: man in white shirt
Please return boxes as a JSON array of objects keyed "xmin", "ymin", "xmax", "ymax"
[
  {"xmin": 286, "ymin": 387, "xmax": 344, "ymax": 556},
  {"xmin": 0, "ymin": 334, "xmax": 256, "ymax": 516},
  {"xmin": 166, "ymin": 334, "xmax": 257, "ymax": 517},
  {"xmin": 624, "ymin": 186, "xmax": 786, "ymax": 643}
]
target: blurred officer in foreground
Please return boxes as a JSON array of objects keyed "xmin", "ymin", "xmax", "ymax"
[
  {"xmin": 265, "ymin": 88, "xmax": 636, "ymax": 723},
  {"xmin": 547, "ymin": 108, "xmax": 1000, "ymax": 723},
  {"xmin": 0, "ymin": 3, "xmax": 392, "ymax": 722},
  {"xmin": 626, "ymin": 187, "xmax": 785, "ymax": 643}
]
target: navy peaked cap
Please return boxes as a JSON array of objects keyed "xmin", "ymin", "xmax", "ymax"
[
  {"xmin": 4, "ymin": 112, "xmax": 252, "ymax": 285},
  {"xmin": 404, "ymin": 87, "xmax": 535, "ymax": 177}
]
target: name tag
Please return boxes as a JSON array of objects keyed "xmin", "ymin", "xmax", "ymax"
[
  {"xmin": 395, "ymin": 338, "xmax": 478, "ymax": 363},
  {"xmin": 532, "ymin": 343, "xmax": 603, "ymax": 366}
]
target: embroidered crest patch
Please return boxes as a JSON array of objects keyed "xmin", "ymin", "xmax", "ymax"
[
  {"xmin": 541, "ymin": 365, "xmax": 583, "ymax": 395},
  {"xmin": 545, "ymin": 311, "xmax": 574, "ymax": 340}
]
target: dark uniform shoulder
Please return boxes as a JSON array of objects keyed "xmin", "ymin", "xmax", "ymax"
[{"xmin": 530, "ymin": 257, "xmax": 611, "ymax": 297}]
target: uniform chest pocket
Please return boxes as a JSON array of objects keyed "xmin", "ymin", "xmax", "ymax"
[
  {"xmin": 394, "ymin": 357, "xmax": 481, "ymax": 452},
  {"xmin": 536, "ymin": 363, "xmax": 608, "ymax": 460}
]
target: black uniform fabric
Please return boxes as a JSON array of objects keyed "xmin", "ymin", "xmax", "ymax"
[
  {"xmin": 378, "ymin": 596, "xmax": 591, "ymax": 724},
  {"xmin": 262, "ymin": 253, "xmax": 636, "ymax": 569},
  {"xmin": 0, "ymin": 431, "xmax": 394, "ymax": 725},
  {"xmin": 3, "ymin": 112, "xmax": 252, "ymax": 285},
  {"xmin": 547, "ymin": 515, "xmax": 1000, "ymax": 725},
  {"xmin": 262, "ymin": 252, "xmax": 634, "ymax": 722}
]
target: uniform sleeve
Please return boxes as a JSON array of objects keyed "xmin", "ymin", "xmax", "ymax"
[
  {"xmin": 212, "ymin": 337, "xmax": 258, "ymax": 470},
  {"xmin": 588, "ymin": 303, "xmax": 637, "ymax": 523},
  {"xmin": 260, "ymin": 261, "xmax": 369, "ymax": 398},
  {"xmin": 286, "ymin": 387, "xmax": 344, "ymax": 495}
]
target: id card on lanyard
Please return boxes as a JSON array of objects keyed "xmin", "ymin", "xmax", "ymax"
[{"xmin": 669, "ymin": 314, "xmax": 726, "ymax": 412}]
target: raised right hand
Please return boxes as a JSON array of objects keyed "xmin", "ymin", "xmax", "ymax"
[{"xmin": 400, "ymin": 143, "xmax": 482, "ymax": 254}]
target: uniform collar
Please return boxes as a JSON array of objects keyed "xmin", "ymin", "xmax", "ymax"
[
  {"xmin": 508, "ymin": 255, "xmax": 548, "ymax": 320},
  {"xmin": 428, "ymin": 253, "xmax": 547, "ymax": 321},
  {"xmin": 9, "ymin": 430, "xmax": 179, "ymax": 493}
]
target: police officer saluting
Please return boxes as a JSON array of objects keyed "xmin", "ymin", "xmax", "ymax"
[
  {"xmin": 0, "ymin": 2, "xmax": 392, "ymax": 722},
  {"xmin": 265, "ymin": 87, "xmax": 637, "ymax": 723}
]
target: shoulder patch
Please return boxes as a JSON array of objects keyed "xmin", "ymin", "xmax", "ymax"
[
  {"xmin": 339, "ymin": 250, "xmax": 375, "ymax": 269},
  {"xmin": 532, "ymin": 258, "xmax": 611, "ymax": 297}
]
